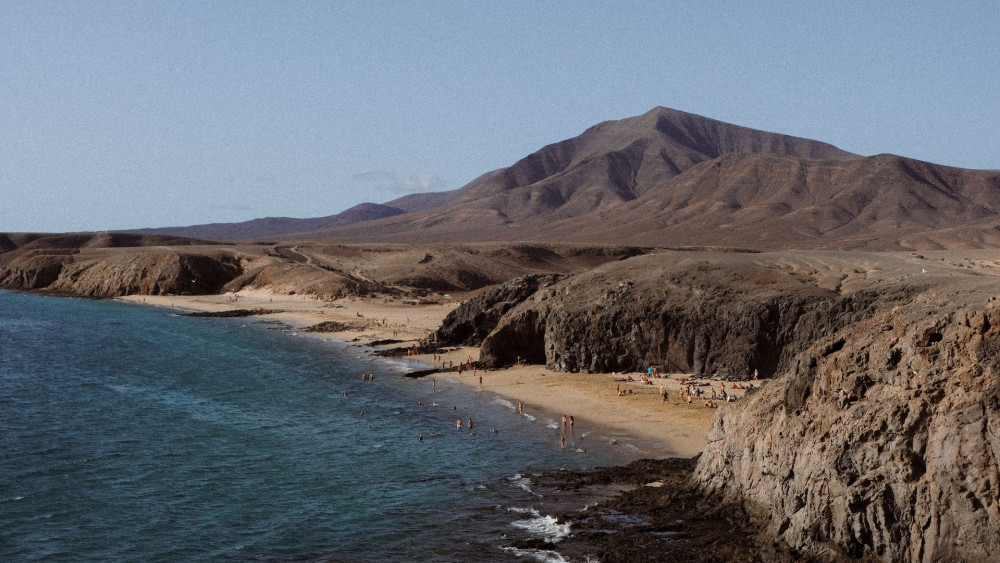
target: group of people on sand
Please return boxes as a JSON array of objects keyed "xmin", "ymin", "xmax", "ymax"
[{"xmin": 611, "ymin": 365, "xmax": 762, "ymax": 408}]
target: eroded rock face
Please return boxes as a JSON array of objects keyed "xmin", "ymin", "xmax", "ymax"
[
  {"xmin": 0, "ymin": 252, "xmax": 242, "ymax": 297},
  {"xmin": 478, "ymin": 253, "xmax": 881, "ymax": 377},
  {"xmin": 468, "ymin": 251, "xmax": 1000, "ymax": 560},
  {"xmin": 434, "ymin": 274, "xmax": 564, "ymax": 347},
  {"xmin": 0, "ymin": 253, "xmax": 70, "ymax": 289},
  {"xmin": 695, "ymin": 292, "xmax": 1000, "ymax": 561}
]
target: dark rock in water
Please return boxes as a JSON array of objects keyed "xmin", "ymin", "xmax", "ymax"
[
  {"xmin": 186, "ymin": 308, "xmax": 281, "ymax": 318},
  {"xmin": 304, "ymin": 320, "xmax": 359, "ymax": 333},
  {"xmin": 523, "ymin": 457, "xmax": 774, "ymax": 562},
  {"xmin": 434, "ymin": 274, "xmax": 564, "ymax": 347}
]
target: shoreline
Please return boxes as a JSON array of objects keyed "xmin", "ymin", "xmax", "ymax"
[{"xmin": 117, "ymin": 289, "xmax": 738, "ymax": 458}]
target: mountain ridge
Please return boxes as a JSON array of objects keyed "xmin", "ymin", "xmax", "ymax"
[{"xmin": 121, "ymin": 107, "xmax": 1000, "ymax": 250}]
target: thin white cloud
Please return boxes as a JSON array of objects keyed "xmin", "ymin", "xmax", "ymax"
[
  {"xmin": 353, "ymin": 170, "xmax": 447, "ymax": 194},
  {"xmin": 402, "ymin": 173, "xmax": 446, "ymax": 193}
]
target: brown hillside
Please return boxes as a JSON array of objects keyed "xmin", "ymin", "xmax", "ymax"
[
  {"xmin": 298, "ymin": 107, "xmax": 862, "ymax": 244},
  {"xmin": 306, "ymin": 150, "xmax": 1000, "ymax": 251}
]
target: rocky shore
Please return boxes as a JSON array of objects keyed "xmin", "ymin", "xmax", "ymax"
[{"xmin": 5, "ymin": 234, "xmax": 1000, "ymax": 561}]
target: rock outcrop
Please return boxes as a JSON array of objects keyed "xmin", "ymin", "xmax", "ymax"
[
  {"xmin": 464, "ymin": 249, "xmax": 1000, "ymax": 561},
  {"xmin": 477, "ymin": 252, "xmax": 881, "ymax": 377},
  {"xmin": 0, "ymin": 252, "xmax": 73, "ymax": 289},
  {"xmin": 434, "ymin": 274, "xmax": 564, "ymax": 346},
  {"xmin": 695, "ymin": 287, "xmax": 1000, "ymax": 561},
  {"xmin": 0, "ymin": 250, "xmax": 242, "ymax": 297}
]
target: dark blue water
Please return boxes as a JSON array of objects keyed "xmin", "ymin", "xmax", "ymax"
[{"xmin": 0, "ymin": 291, "xmax": 649, "ymax": 561}]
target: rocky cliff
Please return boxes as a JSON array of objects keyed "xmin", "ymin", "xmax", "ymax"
[
  {"xmin": 695, "ymin": 281, "xmax": 1000, "ymax": 561},
  {"xmin": 475, "ymin": 252, "xmax": 887, "ymax": 377},
  {"xmin": 433, "ymin": 274, "xmax": 565, "ymax": 347},
  {"xmin": 448, "ymin": 250, "xmax": 1000, "ymax": 561},
  {"xmin": 0, "ymin": 250, "xmax": 242, "ymax": 297}
]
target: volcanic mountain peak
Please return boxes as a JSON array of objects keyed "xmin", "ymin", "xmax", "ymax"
[
  {"xmin": 416, "ymin": 106, "xmax": 864, "ymax": 233},
  {"xmin": 120, "ymin": 107, "xmax": 1000, "ymax": 250}
]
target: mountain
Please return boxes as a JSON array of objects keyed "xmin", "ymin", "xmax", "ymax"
[
  {"xmin": 125, "ymin": 202, "xmax": 406, "ymax": 241},
  {"xmin": 126, "ymin": 107, "xmax": 1000, "ymax": 250},
  {"xmin": 518, "ymin": 151, "xmax": 1000, "ymax": 250},
  {"xmin": 295, "ymin": 107, "xmax": 1000, "ymax": 250}
]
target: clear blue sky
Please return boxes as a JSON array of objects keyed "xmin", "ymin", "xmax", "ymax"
[{"xmin": 2, "ymin": 1, "xmax": 998, "ymax": 232}]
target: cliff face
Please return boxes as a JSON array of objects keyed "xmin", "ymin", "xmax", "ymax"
[
  {"xmin": 433, "ymin": 274, "xmax": 565, "ymax": 347},
  {"xmin": 455, "ymin": 250, "xmax": 1000, "ymax": 561},
  {"xmin": 476, "ymin": 253, "xmax": 878, "ymax": 378},
  {"xmin": 694, "ymin": 291, "xmax": 1000, "ymax": 561},
  {"xmin": 0, "ymin": 251, "xmax": 242, "ymax": 297}
]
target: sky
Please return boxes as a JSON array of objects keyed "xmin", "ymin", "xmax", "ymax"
[{"xmin": 1, "ymin": 1, "xmax": 998, "ymax": 233}]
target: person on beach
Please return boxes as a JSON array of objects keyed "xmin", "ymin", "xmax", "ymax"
[
  {"xmin": 432, "ymin": 378, "xmax": 436, "ymax": 391},
  {"xmin": 569, "ymin": 416, "xmax": 574, "ymax": 429},
  {"xmin": 560, "ymin": 435, "xmax": 565, "ymax": 449},
  {"xmin": 518, "ymin": 401, "xmax": 523, "ymax": 414},
  {"xmin": 468, "ymin": 418, "xmax": 473, "ymax": 430},
  {"xmin": 456, "ymin": 418, "xmax": 462, "ymax": 429}
]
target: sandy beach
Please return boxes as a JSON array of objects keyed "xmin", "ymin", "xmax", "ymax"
[{"xmin": 119, "ymin": 289, "xmax": 740, "ymax": 457}]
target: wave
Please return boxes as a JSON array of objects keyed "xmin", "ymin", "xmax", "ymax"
[
  {"xmin": 491, "ymin": 397, "xmax": 516, "ymax": 410},
  {"xmin": 500, "ymin": 546, "xmax": 572, "ymax": 563},
  {"xmin": 506, "ymin": 473, "xmax": 540, "ymax": 497},
  {"xmin": 507, "ymin": 507, "xmax": 570, "ymax": 543}
]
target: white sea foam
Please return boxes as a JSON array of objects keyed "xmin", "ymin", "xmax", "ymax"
[
  {"xmin": 508, "ymin": 507, "xmax": 570, "ymax": 542},
  {"xmin": 522, "ymin": 413, "xmax": 537, "ymax": 422},
  {"xmin": 501, "ymin": 547, "xmax": 571, "ymax": 563},
  {"xmin": 492, "ymin": 398, "xmax": 516, "ymax": 410},
  {"xmin": 507, "ymin": 473, "xmax": 539, "ymax": 496}
]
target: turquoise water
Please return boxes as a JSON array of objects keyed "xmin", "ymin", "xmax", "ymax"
[{"xmin": 0, "ymin": 291, "xmax": 648, "ymax": 561}]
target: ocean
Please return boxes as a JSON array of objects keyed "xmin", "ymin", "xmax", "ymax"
[{"xmin": 0, "ymin": 291, "xmax": 652, "ymax": 562}]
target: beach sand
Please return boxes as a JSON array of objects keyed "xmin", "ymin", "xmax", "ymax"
[{"xmin": 119, "ymin": 289, "xmax": 745, "ymax": 457}]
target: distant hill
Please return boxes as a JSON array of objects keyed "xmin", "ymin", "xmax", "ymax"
[
  {"xmin": 522, "ymin": 152, "xmax": 1000, "ymax": 250},
  {"xmin": 124, "ymin": 107, "xmax": 1000, "ymax": 250},
  {"xmin": 125, "ymin": 202, "xmax": 406, "ymax": 241}
]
